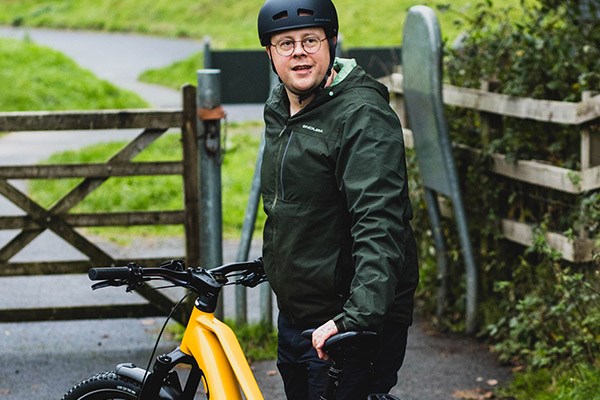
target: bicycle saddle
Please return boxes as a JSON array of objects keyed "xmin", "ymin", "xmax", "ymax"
[{"xmin": 301, "ymin": 329, "xmax": 378, "ymax": 361}]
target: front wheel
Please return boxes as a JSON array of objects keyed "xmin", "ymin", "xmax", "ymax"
[{"xmin": 61, "ymin": 371, "xmax": 141, "ymax": 400}]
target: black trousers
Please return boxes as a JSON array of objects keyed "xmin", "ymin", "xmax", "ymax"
[{"xmin": 277, "ymin": 313, "xmax": 409, "ymax": 400}]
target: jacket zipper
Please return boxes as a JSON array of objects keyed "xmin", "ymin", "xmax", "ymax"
[
  {"xmin": 279, "ymin": 131, "xmax": 294, "ymax": 200},
  {"xmin": 272, "ymin": 125, "xmax": 288, "ymax": 210},
  {"xmin": 271, "ymin": 124, "xmax": 289, "ymax": 312}
]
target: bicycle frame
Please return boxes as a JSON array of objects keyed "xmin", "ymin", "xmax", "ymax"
[
  {"xmin": 116, "ymin": 306, "xmax": 264, "ymax": 400},
  {"xmin": 178, "ymin": 307, "xmax": 264, "ymax": 400}
]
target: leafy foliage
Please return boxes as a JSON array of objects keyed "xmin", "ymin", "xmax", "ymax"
[
  {"xmin": 488, "ymin": 256, "xmax": 600, "ymax": 368},
  {"xmin": 411, "ymin": 0, "xmax": 600, "ymax": 376},
  {"xmin": 445, "ymin": 0, "xmax": 600, "ymax": 168},
  {"xmin": 497, "ymin": 362, "xmax": 600, "ymax": 400},
  {"xmin": 447, "ymin": 0, "xmax": 600, "ymax": 100}
]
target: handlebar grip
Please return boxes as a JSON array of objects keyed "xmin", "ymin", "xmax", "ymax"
[{"xmin": 88, "ymin": 266, "xmax": 133, "ymax": 281}]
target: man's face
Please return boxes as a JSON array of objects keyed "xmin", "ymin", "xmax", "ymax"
[{"xmin": 267, "ymin": 27, "xmax": 331, "ymax": 97}]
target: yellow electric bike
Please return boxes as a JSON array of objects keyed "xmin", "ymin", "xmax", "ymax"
[{"xmin": 60, "ymin": 259, "xmax": 401, "ymax": 400}]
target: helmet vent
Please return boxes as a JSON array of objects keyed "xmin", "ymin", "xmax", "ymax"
[
  {"xmin": 273, "ymin": 11, "xmax": 288, "ymax": 21},
  {"xmin": 297, "ymin": 8, "xmax": 315, "ymax": 16}
]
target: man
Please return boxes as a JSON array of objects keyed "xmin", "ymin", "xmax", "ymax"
[{"xmin": 257, "ymin": 0, "xmax": 419, "ymax": 398}]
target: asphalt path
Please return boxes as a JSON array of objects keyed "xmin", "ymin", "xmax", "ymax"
[{"xmin": 0, "ymin": 27, "xmax": 512, "ymax": 400}]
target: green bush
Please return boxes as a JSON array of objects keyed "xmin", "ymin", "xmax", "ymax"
[
  {"xmin": 416, "ymin": 0, "xmax": 600, "ymax": 374},
  {"xmin": 488, "ymin": 256, "xmax": 600, "ymax": 368},
  {"xmin": 446, "ymin": 0, "xmax": 600, "ymax": 168}
]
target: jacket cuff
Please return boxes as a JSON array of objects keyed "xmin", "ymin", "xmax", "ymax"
[{"xmin": 332, "ymin": 313, "xmax": 346, "ymax": 332}]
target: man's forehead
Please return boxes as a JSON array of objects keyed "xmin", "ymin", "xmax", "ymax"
[{"xmin": 271, "ymin": 26, "xmax": 325, "ymax": 41}]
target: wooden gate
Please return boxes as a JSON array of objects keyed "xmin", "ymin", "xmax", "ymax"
[{"xmin": 0, "ymin": 85, "xmax": 200, "ymax": 323}]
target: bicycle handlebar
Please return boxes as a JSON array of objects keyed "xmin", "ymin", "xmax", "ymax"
[
  {"xmin": 88, "ymin": 258, "xmax": 265, "ymax": 313},
  {"xmin": 89, "ymin": 266, "xmax": 138, "ymax": 281}
]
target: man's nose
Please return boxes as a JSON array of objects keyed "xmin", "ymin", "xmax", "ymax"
[{"xmin": 291, "ymin": 41, "xmax": 308, "ymax": 56}]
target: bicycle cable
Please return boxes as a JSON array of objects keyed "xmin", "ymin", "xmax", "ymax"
[{"xmin": 142, "ymin": 290, "xmax": 193, "ymax": 388}]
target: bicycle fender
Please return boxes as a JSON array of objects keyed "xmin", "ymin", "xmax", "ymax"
[{"xmin": 115, "ymin": 363, "xmax": 180, "ymax": 400}]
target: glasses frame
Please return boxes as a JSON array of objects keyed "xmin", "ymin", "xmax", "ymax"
[{"xmin": 270, "ymin": 36, "xmax": 327, "ymax": 57}]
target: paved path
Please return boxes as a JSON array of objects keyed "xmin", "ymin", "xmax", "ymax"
[{"xmin": 0, "ymin": 27, "xmax": 512, "ymax": 400}]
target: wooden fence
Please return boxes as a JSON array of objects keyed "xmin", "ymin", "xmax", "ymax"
[
  {"xmin": 0, "ymin": 85, "xmax": 200, "ymax": 322},
  {"xmin": 383, "ymin": 73, "xmax": 600, "ymax": 263}
]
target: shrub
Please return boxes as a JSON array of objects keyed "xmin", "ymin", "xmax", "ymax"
[{"xmin": 413, "ymin": 0, "xmax": 600, "ymax": 371}]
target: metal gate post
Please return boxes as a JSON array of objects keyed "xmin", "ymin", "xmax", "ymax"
[
  {"xmin": 234, "ymin": 136, "xmax": 265, "ymax": 325},
  {"xmin": 402, "ymin": 5, "xmax": 479, "ymax": 333},
  {"xmin": 196, "ymin": 69, "xmax": 224, "ymax": 318},
  {"xmin": 234, "ymin": 69, "xmax": 278, "ymax": 327}
]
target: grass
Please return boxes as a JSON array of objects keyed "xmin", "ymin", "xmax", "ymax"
[
  {"xmin": 498, "ymin": 364, "xmax": 600, "ymax": 400},
  {"xmin": 0, "ymin": 37, "xmax": 147, "ymax": 111},
  {"xmin": 28, "ymin": 123, "xmax": 266, "ymax": 241},
  {"xmin": 225, "ymin": 320, "xmax": 277, "ymax": 362},
  {"xmin": 138, "ymin": 52, "xmax": 204, "ymax": 91},
  {"xmin": 0, "ymin": 0, "xmax": 525, "ymax": 91},
  {"xmin": 0, "ymin": 0, "xmax": 522, "ymax": 48}
]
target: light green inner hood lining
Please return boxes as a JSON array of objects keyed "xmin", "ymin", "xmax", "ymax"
[{"xmin": 331, "ymin": 57, "xmax": 357, "ymax": 87}]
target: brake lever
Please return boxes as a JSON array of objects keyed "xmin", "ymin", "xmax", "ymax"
[
  {"xmin": 125, "ymin": 280, "xmax": 145, "ymax": 292},
  {"xmin": 91, "ymin": 277, "xmax": 147, "ymax": 292},
  {"xmin": 91, "ymin": 279, "xmax": 128, "ymax": 290},
  {"xmin": 160, "ymin": 259, "xmax": 186, "ymax": 271},
  {"xmin": 238, "ymin": 272, "xmax": 267, "ymax": 288}
]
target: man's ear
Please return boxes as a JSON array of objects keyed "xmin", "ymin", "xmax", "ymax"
[{"xmin": 265, "ymin": 46, "xmax": 273, "ymax": 61}]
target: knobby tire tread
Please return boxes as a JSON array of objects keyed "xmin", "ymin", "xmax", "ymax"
[{"xmin": 60, "ymin": 371, "xmax": 141, "ymax": 400}]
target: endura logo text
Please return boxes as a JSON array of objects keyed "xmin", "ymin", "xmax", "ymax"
[{"xmin": 302, "ymin": 124, "xmax": 324, "ymax": 133}]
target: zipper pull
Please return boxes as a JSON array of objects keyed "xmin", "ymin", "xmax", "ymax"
[{"xmin": 278, "ymin": 125, "xmax": 287, "ymax": 137}]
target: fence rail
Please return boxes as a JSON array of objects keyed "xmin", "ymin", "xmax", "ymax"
[
  {"xmin": 0, "ymin": 108, "xmax": 183, "ymax": 131},
  {"xmin": 383, "ymin": 72, "xmax": 600, "ymax": 263}
]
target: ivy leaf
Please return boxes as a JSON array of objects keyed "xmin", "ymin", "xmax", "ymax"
[{"xmin": 546, "ymin": 80, "xmax": 563, "ymax": 90}]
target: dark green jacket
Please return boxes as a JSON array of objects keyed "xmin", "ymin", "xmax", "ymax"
[{"xmin": 261, "ymin": 58, "xmax": 419, "ymax": 332}]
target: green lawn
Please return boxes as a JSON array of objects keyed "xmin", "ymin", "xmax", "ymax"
[
  {"xmin": 1, "ymin": 0, "xmax": 527, "ymax": 100},
  {"xmin": 0, "ymin": 0, "xmax": 525, "ymax": 47},
  {"xmin": 0, "ymin": 37, "xmax": 147, "ymax": 111}
]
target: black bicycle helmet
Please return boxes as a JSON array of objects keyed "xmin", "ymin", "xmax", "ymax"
[
  {"xmin": 257, "ymin": 0, "xmax": 338, "ymax": 46},
  {"xmin": 258, "ymin": 0, "xmax": 339, "ymax": 103}
]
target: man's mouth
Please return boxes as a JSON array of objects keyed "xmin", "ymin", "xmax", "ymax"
[{"xmin": 292, "ymin": 65, "xmax": 312, "ymax": 71}]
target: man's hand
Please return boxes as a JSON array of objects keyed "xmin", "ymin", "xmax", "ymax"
[{"xmin": 312, "ymin": 319, "xmax": 339, "ymax": 360}]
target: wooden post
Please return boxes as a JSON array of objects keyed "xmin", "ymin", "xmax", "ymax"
[
  {"xmin": 580, "ymin": 91, "xmax": 600, "ymax": 169},
  {"xmin": 479, "ymin": 80, "xmax": 502, "ymax": 148},
  {"xmin": 182, "ymin": 84, "xmax": 201, "ymax": 268}
]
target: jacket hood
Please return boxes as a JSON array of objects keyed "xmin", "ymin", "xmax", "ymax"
[{"xmin": 266, "ymin": 58, "xmax": 390, "ymax": 116}]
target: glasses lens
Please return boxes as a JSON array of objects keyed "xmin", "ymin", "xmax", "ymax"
[
  {"xmin": 277, "ymin": 40, "xmax": 294, "ymax": 56},
  {"xmin": 302, "ymin": 37, "xmax": 321, "ymax": 53},
  {"xmin": 273, "ymin": 37, "xmax": 323, "ymax": 56}
]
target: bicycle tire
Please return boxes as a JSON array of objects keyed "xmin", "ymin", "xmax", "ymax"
[{"xmin": 61, "ymin": 371, "xmax": 141, "ymax": 400}]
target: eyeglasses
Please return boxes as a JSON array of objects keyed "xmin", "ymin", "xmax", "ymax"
[{"xmin": 270, "ymin": 36, "xmax": 327, "ymax": 57}]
